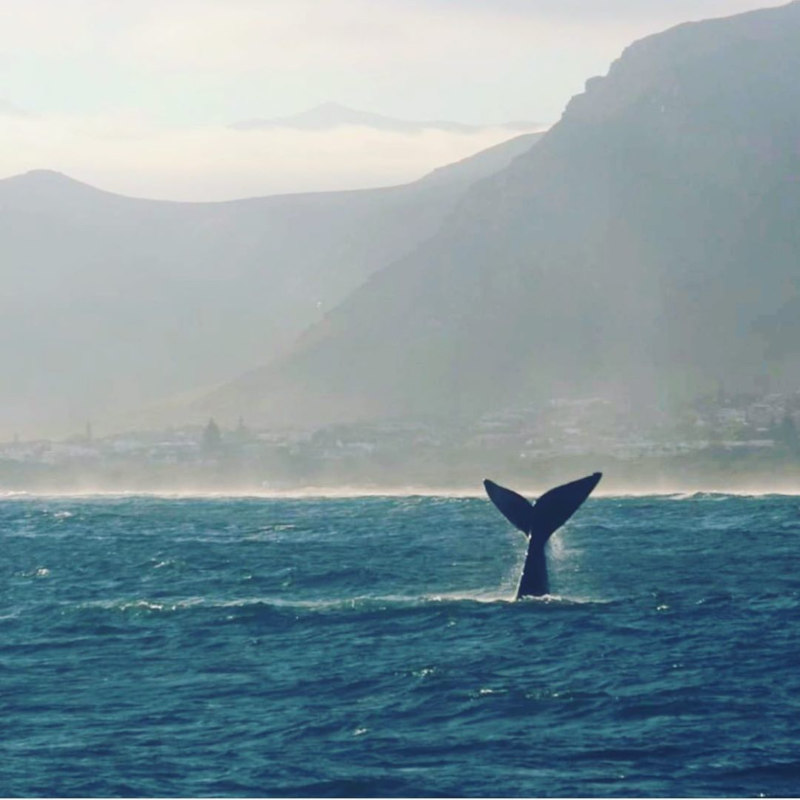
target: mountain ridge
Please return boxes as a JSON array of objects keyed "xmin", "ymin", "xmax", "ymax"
[
  {"xmin": 0, "ymin": 132, "xmax": 543, "ymax": 438},
  {"xmin": 200, "ymin": 1, "xmax": 800, "ymax": 429}
]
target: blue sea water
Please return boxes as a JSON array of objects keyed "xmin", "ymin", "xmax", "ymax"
[{"xmin": 2, "ymin": 492, "xmax": 800, "ymax": 798}]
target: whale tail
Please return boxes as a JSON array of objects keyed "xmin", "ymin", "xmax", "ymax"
[
  {"xmin": 484, "ymin": 472, "xmax": 602, "ymax": 597},
  {"xmin": 483, "ymin": 472, "xmax": 601, "ymax": 547}
]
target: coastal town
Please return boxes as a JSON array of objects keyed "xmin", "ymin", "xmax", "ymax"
[{"xmin": 3, "ymin": 388, "xmax": 799, "ymax": 492}]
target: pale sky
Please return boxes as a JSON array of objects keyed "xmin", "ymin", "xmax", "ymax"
[{"xmin": 0, "ymin": 0, "xmax": 787, "ymax": 200}]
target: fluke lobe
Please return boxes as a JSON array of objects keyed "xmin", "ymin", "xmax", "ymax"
[{"xmin": 484, "ymin": 473, "xmax": 602, "ymax": 599}]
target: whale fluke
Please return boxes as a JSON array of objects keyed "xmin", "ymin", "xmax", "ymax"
[
  {"xmin": 482, "ymin": 480, "xmax": 536, "ymax": 534},
  {"xmin": 484, "ymin": 472, "xmax": 602, "ymax": 598}
]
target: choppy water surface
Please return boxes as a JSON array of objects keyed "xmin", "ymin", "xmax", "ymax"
[{"xmin": 2, "ymin": 493, "xmax": 800, "ymax": 797}]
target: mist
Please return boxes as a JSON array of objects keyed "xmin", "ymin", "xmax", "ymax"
[
  {"xmin": 2, "ymin": 0, "xmax": 800, "ymax": 494},
  {"xmin": 0, "ymin": 111, "xmax": 535, "ymax": 201}
]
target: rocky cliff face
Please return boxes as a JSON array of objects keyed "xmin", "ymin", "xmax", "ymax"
[{"xmin": 205, "ymin": 1, "xmax": 800, "ymax": 427}]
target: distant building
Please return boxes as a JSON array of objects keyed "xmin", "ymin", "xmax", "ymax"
[{"xmin": 202, "ymin": 418, "xmax": 222, "ymax": 451}]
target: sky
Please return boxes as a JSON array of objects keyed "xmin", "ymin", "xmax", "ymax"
[{"xmin": 0, "ymin": 0, "xmax": 787, "ymax": 200}]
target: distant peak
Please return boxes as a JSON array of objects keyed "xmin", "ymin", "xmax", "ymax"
[
  {"xmin": 21, "ymin": 169, "xmax": 74, "ymax": 182},
  {"xmin": 231, "ymin": 103, "xmax": 543, "ymax": 134},
  {"xmin": 9, "ymin": 169, "xmax": 91, "ymax": 190},
  {"xmin": 0, "ymin": 169, "xmax": 108, "ymax": 197}
]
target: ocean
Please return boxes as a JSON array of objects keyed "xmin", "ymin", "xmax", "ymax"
[{"xmin": 2, "ymin": 492, "xmax": 799, "ymax": 797}]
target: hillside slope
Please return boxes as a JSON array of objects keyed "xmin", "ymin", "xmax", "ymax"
[
  {"xmin": 0, "ymin": 132, "xmax": 540, "ymax": 437},
  {"xmin": 204, "ymin": 1, "xmax": 800, "ymax": 427}
]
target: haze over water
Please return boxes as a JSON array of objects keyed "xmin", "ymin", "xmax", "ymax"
[{"xmin": 3, "ymin": 492, "xmax": 799, "ymax": 797}]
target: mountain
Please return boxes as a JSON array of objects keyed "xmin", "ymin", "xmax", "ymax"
[
  {"xmin": 204, "ymin": 1, "xmax": 800, "ymax": 428},
  {"xmin": 232, "ymin": 102, "xmax": 542, "ymax": 133},
  {"xmin": 0, "ymin": 132, "xmax": 542, "ymax": 438}
]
